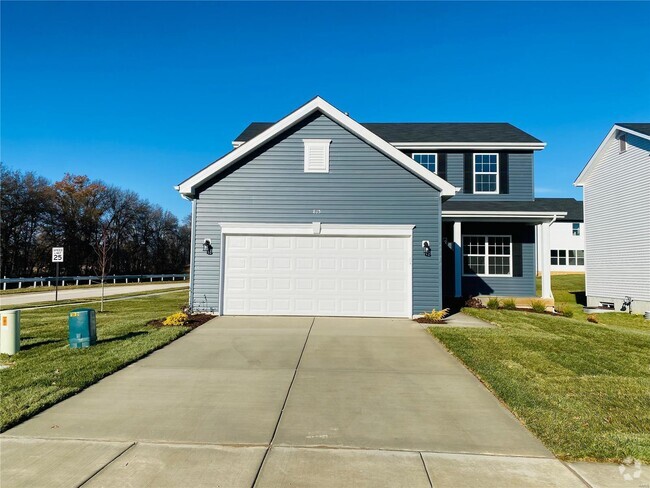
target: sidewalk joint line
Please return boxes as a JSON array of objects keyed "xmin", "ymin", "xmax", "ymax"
[
  {"xmin": 76, "ymin": 441, "xmax": 137, "ymax": 488},
  {"xmin": 419, "ymin": 451, "xmax": 433, "ymax": 488}
]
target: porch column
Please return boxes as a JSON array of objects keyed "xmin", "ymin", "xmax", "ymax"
[
  {"xmin": 453, "ymin": 221, "xmax": 462, "ymax": 297},
  {"xmin": 540, "ymin": 221, "xmax": 552, "ymax": 298}
]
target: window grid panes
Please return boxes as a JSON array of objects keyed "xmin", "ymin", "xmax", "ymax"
[
  {"xmin": 413, "ymin": 153, "xmax": 437, "ymax": 173},
  {"xmin": 463, "ymin": 235, "xmax": 511, "ymax": 276},
  {"xmin": 551, "ymin": 249, "xmax": 585, "ymax": 266},
  {"xmin": 474, "ymin": 154, "xmax": 498, "ymax": 193}
]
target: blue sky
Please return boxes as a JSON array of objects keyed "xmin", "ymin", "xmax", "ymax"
[{"xmin": 2, "ymin": 1, "xmax": 649, "ymax": 218}]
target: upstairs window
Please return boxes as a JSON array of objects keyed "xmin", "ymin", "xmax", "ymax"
[
  {"xmin": 474, "ymin": 154, "xmax": 499, "ymax": 193},
  {"xmin": 463, "ymin": 235, "xmax": 512, "ymax": 276},
  {"xmin": 303, "ymin": 139, "xmax": 331, "ymax": 173},
  {"xmin": 413, "ymin": 153, "xmax": 437, "ymax": 173},
  {"xmin": 619, "ymin": 133, "xmax": 627, "ymax": 153},
  {"xmin": 572, "ymin": 223, "xmax": 581, "ymax": 236}
]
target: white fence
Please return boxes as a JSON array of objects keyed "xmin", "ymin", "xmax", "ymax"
[{"xmin": 1, "ymin": 274, "xmax": 188, "ymax": 290}]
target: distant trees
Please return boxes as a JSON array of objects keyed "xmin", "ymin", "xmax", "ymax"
[{"xmin": 0, "ymin": 164, "xmax": 191, "ymax": 278}]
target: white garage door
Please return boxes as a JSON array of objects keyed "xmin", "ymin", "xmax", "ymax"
[{"xmin": 222, "ymin": 234, "xmax": 411, "ymax": 317}]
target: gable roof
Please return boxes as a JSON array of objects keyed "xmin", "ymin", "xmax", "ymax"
[
  {"xmin": 177, "ymin": 97, "xmax": 458, "ymax": 198},
  {"xmin": 575, "ymin": 123, "xmax": 650, "ymax": 186},
  {"xmin": 616, "ymin": 123, "xmax": 650, "ymax": 137},
  {"xmin": 234, "ymin": 122, "xmax": 544, "ymax": 149}
]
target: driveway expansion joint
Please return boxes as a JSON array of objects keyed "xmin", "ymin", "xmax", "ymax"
[{"xmin": 251, "ymin": 316, "xmax": 316, "ymax": 487}]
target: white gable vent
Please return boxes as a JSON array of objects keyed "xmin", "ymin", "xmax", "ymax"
[{"xmin": 303, "ymin": 139, "xmax": 331, "ymax": 173}]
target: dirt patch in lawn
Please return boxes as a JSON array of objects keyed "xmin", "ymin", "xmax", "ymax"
[{"xmin": 147, "ymin": 313, "xmax": 214, "ymax": 330}]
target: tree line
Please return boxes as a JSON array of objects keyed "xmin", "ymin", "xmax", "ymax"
[{"xmin": 1, "ymin": 164, "xmax": 191, "ymax": 278}]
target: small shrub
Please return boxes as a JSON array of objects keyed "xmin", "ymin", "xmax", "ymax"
[
  {"xmin": 555, "ymin": 303, "xmax": 574, "ymax": 318},
  {"xmin": 162, "ymin": 312, "xmax": 189, "ymax": 326},
  {"xmin": 422, "ymin": 308, "xmax": 450, "ymax": 322},
  {"xmin": 530, "ymin": 299, "xmax": 547, "ymax": 313},
  {"xmin": 464, "ymin": 296, "xmax": 484, "ymax": 309},
  {"xmin": 487, "ymin": 298, "xmax": 500, "ymax": 310},
  {"xmin": 502, "ymin": 298, "xmax": 517, "ymax": 310},
  {"xmin": 587, "ymin": 314, "xmax": 599, "ymax": 324}
]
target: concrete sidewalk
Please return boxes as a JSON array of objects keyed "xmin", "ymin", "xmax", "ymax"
[
  {"xmin": 0, "ymin": 282, "xmax": 188, "ymax": 307},
  {"xmin": 1, "ymin": 316, "xmax": 634, "ymax": 487}
]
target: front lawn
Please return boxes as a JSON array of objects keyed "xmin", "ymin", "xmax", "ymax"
[
  {"xmin": 431, "ymin": 275, "xmax": 650, "ymax": 463},
  {"xmin": 0, "ymin": 290, "xmax": 194, "ymax": 431}
]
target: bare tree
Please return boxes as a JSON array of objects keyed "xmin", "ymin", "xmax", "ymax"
[{"xmin": 93, "ymin": 223, "xmax": 115, "ymax": 312}]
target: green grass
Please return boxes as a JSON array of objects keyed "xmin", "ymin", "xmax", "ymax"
[
  {"xmin": 0, "ymin": 287, "xmax": 189, "ymax": 311},
  {"xmin": 431, "ymin": 274, "xmax": 650, "ymax": 463},
  {"xmin": 0, "ymin": 290, "xmax": 192, "ymax": 431}
]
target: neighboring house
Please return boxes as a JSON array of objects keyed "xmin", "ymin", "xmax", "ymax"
[
  {"xmin": 575, "ymin": 123, "xmax": 650, "ymax": 314},
  {"xmin": 177, "ymin": 97, "xmax": 570, "ymax": 317},
  {"xmin": 535, "ymin": 198, "xmax": 585, "ymax": 273}
]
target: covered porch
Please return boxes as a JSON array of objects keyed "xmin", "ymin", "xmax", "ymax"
[{"xmin": 441, "ymin": 207, "xmax": 567, "ymax": 308}]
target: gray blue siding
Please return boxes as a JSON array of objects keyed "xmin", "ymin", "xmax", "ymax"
[
  {"xmin": 191, "ymin": 113, "xmax": 443, "ymax": 314},
  {"xmin": 404, "ymin": 151, "xmax": 535, "ymax": 201},
  {"xmin": 453, "ymin": 223, "xmax": 536, "ymax": 297}
]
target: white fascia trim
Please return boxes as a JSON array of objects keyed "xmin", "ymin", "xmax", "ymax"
[
  {"xmin": 219, "ymin": 222, "xmax": 415, "ymax": 237},
  {"xmin": 177, "ymin": 97, "xmax": 457, "ymax": 198},
  {"xmin": 232, "ymin": 141, "xmax": 244, "ymax": 148},
  {"xmin": 442, "ymin": 211, "xmax": 567, "ymax": 221},
  {"xmin": 575, "ymin": 124, "xmax": 650, "ymax": 186},
  {"xmin": 392, "ymin": 142, "xmax": 546, "ymax": 151}
]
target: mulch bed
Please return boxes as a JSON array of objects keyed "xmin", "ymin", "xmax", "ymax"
[
  {"xmin": 413, "ymin": 317, "xmax": 447, "ymax": 324},
  {"xmin": 147, "ymin": 313, "xmax": 215, "ymax": 329}
]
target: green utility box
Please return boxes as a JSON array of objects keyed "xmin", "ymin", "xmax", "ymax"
[{"xmin": 68, "ymin": 308, "xmax": 97, "ymax": 348}]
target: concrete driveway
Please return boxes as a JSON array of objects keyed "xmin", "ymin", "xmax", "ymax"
[{"xmin": 1, "ymin": 317, "xmax": 591, "ymax": 487}]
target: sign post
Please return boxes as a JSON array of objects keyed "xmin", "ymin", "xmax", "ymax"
[{"xmin": 52, "ymin": 247, "xmax": 64, "ymax": 302}]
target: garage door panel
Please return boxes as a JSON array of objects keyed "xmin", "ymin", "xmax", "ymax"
[{"xmin": 223, "ymin": 234, "xmax": 411, "ymax": 317}]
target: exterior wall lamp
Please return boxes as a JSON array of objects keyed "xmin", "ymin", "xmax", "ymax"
[
  {"xmin": 422, "ymin": 240, "xmax": 431, "ymax": 257},
  {"xmin": 202, "ymin": 238, "xmax": 213, "ymax": 255}
]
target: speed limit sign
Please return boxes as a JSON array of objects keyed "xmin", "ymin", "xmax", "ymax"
[{"xmin": 52, "ymin": 247, "xmax": 64, "ymax": 263}]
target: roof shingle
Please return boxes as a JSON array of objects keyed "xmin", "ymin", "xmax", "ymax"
[{"xmin": 234, "ymin": 122, "xmax": 542, "ymax": 144}]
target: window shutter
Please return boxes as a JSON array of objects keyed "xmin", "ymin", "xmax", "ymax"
[
  {"xmin": 303, "ymin": 139, "xmax": 331, "ymax": 173},
  {"xmin": 499, "ymin": 152, "xmax": 509, "ymax": 194},
  {"xmin": 512, "ymin": 230, "xmax": 523, "ymax": 277},
  {"xmin": 463, "ymin": 153, "xmax": 473, "ymax": 194},
  {"xmin": 437, "ymin": 153, "xmax": 447, "ymax": 180}
]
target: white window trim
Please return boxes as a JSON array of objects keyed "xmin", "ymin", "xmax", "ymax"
[
  {"xmin": 462, "ymin": 234, "xmax": 513, "ymax": 277},
  {"xmin": 473, "ymin": 153, "xmax": 500, "ymax": 194},
  {"xmin": 303, "ymin": 139, "xmax": 331, "ymax": 173},
  {"xmin": 412, "ymin": 152, "xmax": 438, "ymax": 174}
]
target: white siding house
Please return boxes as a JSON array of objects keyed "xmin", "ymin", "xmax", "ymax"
[
  {"xmin": 535, "ymin": 199, "xmax": 585, "ymax": 273},
  {"xmin": 575, "ymin": 124, "xmax": 650, "ymax": 313}
]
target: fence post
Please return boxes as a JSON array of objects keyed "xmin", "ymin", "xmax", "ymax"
[
  {"xmin": 18, "ymin": 282, "xmax": 22, "ymax": 289},
  {"xmin": 3, "ymin": 277, "xmax": 6, "ymax": 291},
  {"xmin": 113, "ymin": 275, "xmax": 116, "ymax": 284},
  {"xmin": 76, "ymin": 279, "xmax": 79, "ymax": 286}
]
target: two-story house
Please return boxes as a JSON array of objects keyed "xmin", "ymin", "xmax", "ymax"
[
  {"xmin": 177, "ymin": 97, "xmax": 569, "ymax": 317},
  {"xmin": 575, "ymin": 123, "xmax": 650, "ymax": 314}
]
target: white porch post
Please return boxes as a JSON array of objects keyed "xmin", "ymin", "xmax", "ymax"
[
  {"xmin": 540, "ymin": 221, "xmax": 552, "ymax": 299},
  {"xmin": 453, "ymin": 221, "xmax": 462, "ymax": 297}
]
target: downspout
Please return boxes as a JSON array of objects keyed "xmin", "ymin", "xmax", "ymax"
[{"xmin": 188, "ymin": 197, "xmax": 197, "ymax": 311}]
